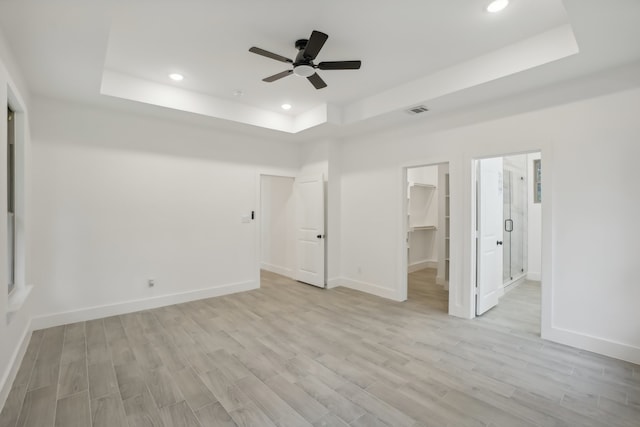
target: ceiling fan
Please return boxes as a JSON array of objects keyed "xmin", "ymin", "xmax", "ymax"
[{"xmin": 249, "ymin": 30, "xmax": 362, "ymax": 90}]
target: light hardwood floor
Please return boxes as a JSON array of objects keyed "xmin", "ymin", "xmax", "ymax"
[{"xmin": 1, "ymin": 269, "xmax": 639, "ymax": 427}]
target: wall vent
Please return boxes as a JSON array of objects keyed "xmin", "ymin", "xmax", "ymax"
[{"xmin": 406, "ymin": 105, "xmax": 429, "ymax": 115}]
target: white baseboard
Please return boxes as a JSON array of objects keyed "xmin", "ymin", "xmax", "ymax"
[
  {"xmin": 0, "ymin": 319, "xmax": 32, "ymax": 414},
  {"xmin": 504, "ymin": 275, "xmax": 526, "ymax": 293},
  {"xmin": 338, "ymin": 277, "xmax": 402, "ymax": 301},
  {"xmin": 545, "ymin": 325, "xmax": 640, "ymax": 365},
  {"xmin": 260, "ymin": 262, "xmax": 294, "ymax": 279},
  {"xmin": 527, "ymin": 271, "xmax": 541, "ymax": 281},
  {"xmin": 327, "ymin": 278, "xmax": 341, "ymax": 289},
  {"xmin": 436, "ymin": 277, "xmax": 449, "ymax": 290},
  {"xmin": 408, "ymin": 260, "xmax": 437, "ymax": 273},
  {"xmin": 31, "ymin": 280, "xmax": 258, "ymax": 330}
]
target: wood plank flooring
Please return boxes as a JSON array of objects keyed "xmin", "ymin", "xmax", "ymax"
[{"xmin": 1, "ymin": 269, "xmax": 639, "ymax": 427}]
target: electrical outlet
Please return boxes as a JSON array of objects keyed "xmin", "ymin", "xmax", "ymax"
[
  {"xmin": 148, "ymin": 279, "xmax": 155, "ymax": 287},
  {"xmin": 357, "ymin": 266, "xmax": 362, "ymax": 274}
]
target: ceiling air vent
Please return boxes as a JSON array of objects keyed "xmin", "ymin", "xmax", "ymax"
[{"xmin": 406, "ymin": 105, "xmax": 429, "ymax": 115}]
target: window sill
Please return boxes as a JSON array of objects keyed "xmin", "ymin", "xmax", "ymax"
[{"xmin": 8, "ymin": 284, "xmax": 33, "ymax": 314}]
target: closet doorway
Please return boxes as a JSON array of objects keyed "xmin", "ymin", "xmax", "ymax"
[{"xmin": 404, "ymin": 163, "xmax": 450, "ymax": 313}]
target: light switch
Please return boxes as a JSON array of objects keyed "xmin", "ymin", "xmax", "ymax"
[{"xmin": 241, "ymin": 215, "xmax": 251, "ymax": 223}]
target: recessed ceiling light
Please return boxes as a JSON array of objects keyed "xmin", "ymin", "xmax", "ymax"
[
  {"xmin": 169, "ymin": 73, "xmax": 184, "ymax": 81},
  {"xmin": 281, "ymin": 104, "xmax": 292, "ymax": 110},
  {"xmin": 487, "ymin": 0, "xmax": 509, "ymax": 13}
]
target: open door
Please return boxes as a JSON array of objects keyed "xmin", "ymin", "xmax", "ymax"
[
  {"xmin": 295, "ymin": 175, "xmax": 325, "ymax": 287},
  {"xmin": 476, "ymin": 158, "xmax": 504, "ymax": 315}
]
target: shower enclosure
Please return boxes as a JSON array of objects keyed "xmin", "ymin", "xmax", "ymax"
[{"xmin": 503, "ymin": 155, "xmax": 528, "ymax": 284}]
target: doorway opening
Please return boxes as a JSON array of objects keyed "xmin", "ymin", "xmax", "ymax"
[
  {"xmin": 474, "ymin": 152, "xmax": 542, "ymax": 335},
  {"xmin": 259, "ymin": 174, "xmax": 326, "ymax": 289},
  {"xmin": 260, "ymin": 175, "xmax": 296, "ymax": 280},
  {"xmin": 404, "ymin": 163, "xmax": 450, "ymax": 313}
]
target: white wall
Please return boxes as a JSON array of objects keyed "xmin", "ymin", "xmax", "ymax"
[
  {"xmin": 29, "ymin": 97, "xmax": 300, "ymax": 327},
  {"xmin": 527, "ymin": 152, "xmax": 542, "ymax": 281},
  {"xmin": 0, "ymin": 29, "xmax": 33, "ymax": 415},
  {"xmin": 260, "ymin": 175, "xmax": 295, "ymax": 278},
  {"xmin": 338, "ymin": 87, "xmax": 640, "ymax": 364}
]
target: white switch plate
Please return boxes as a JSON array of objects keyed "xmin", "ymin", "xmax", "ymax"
[{"xmin": 241, "ymin": 215, "xmax": 251, "ymax": 223}]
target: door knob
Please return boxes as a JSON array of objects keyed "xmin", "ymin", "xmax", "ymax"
[
  {"xmin": 497, "ymin": 240, "xmax": 503, "ymax": 246},
  {"xmin": 317, "ymin": 234, "xmax": 323, "ymax": 239}
]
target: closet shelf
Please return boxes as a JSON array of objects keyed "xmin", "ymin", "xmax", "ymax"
[
  {"xmin": 409, "ymin": 225, "xmax": 437, "ymax": 231},
  {"xmin": 410, "ymin": 183, "xmax": 436, "ymax": 189}
]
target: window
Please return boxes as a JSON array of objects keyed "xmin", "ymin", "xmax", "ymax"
[
  {"xmin": 533, "ymin": 158, "xmax": 542, "ymax": 204},
  {"xmin": 7, "ymin": 107, "xmax": 15, "ymax": 294}
]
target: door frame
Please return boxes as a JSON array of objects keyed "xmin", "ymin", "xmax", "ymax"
[
  {"xmin": 471, "ymin": 150, "xmax": 544, "ymax": 329},
  {"xmin": 399, "ymin": 160, "xmax": 451, "ymax": 310}
]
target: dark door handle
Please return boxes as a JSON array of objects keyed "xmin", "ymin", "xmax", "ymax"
[
  {"xmin": 497, "ymin": 241, "xmax": 503, "ymax": 246},
  {"xmin": 505, "ymin": 219, "xmax": 513, "ymax": 232},
  {"xmin": 317, "ymin": 235, "xmax": 323, "ymax": 239}
]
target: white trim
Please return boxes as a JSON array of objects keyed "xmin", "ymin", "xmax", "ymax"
[
  {"xmin": 503, "ymin": 275, "xmax": 526, "ymax": 293},
  {"xmin": 0, "ymin": 319, "xmax": 32, "ymax": 413},
  {"xmin": 260, "ymin": 263, "xmax": 294, "ymax": 279},
  {"xmin": 327, "ymin": 278, "xmax": 341, "ymax": 289},
  {"xmin": 527, "ymin": 271, "xmax": 541, "ymax": 281},
  {"xmin": 7, "ymin": 285, "xmax": 33, "ymax": 314},
  {"xmin": 546, "ymin": 326, "xmax": 640, "ymax": 365},
  {"xmin": 436, "ymin": 277, "xmax": 449, "ymax": 290},
  {"xmin": 31, "ymin": 280, "xmax": 258, "ymax": 330},
  {"xmin": 399, "ymin": 166, "xmax": 409, "ymax": 301},
  {"xmin": 338, "ymin": 277, "xmax": 402, "ymax": 301},
  {"xmin": 408, "ymin": 260, "xmax": 438, "ymax": 273}
]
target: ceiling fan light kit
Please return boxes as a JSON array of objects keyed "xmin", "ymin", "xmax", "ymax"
[
  {"xmin": 293, "ymin": 64, "xmax": 315, "ymax": 78},
  {"xmin": 249, "ymin": 30, "xmax": 362, "ymax": 90}
]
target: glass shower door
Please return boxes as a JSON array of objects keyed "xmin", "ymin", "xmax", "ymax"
[{"xmin": 503, "ymin": 155, "xmax": 528, "ymax": 283}]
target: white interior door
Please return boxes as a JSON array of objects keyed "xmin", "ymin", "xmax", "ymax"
[
  {"xmin": 295, "ymin": 175, "xmax": 325, "ymax": 287},
  {"xmin": 477, "ymin": 158, "xmax": 504, "ymax": 315}
]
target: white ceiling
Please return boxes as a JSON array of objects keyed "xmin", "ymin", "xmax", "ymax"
[
  {"xmin": 104, "ymin": 0, "xmax": 568, "ymax": 111},
  {"xmin": 1, "ymin": 0, "xmax": 640, "ymax": 138}
]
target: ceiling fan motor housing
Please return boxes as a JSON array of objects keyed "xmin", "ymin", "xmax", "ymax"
[
  {"xmin": 293, "ymin": 39, "xmax": 316, "ymax": 77},
  {"xmin": 295, "ymin": 39, "xmax": 309, "ymax": 54}
]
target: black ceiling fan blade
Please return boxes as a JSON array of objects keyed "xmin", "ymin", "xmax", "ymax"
[
  {"xmin": 302, "ymin": 30, "xmax": 328, "ymax": 60},
  {"xmin": 307, "ymin": 73, "xmax": 327, "ymax": 89},
  {"xmin": 249, "ymin": 47, "xmax": 293, "ymax": 64},
  {"xmin": 263, "ymin": 70, "xmax": 293, "ymax": 82},
  {"xmin": 318, "ymin": 60, "xmax": 362, "ymax": 70}
]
